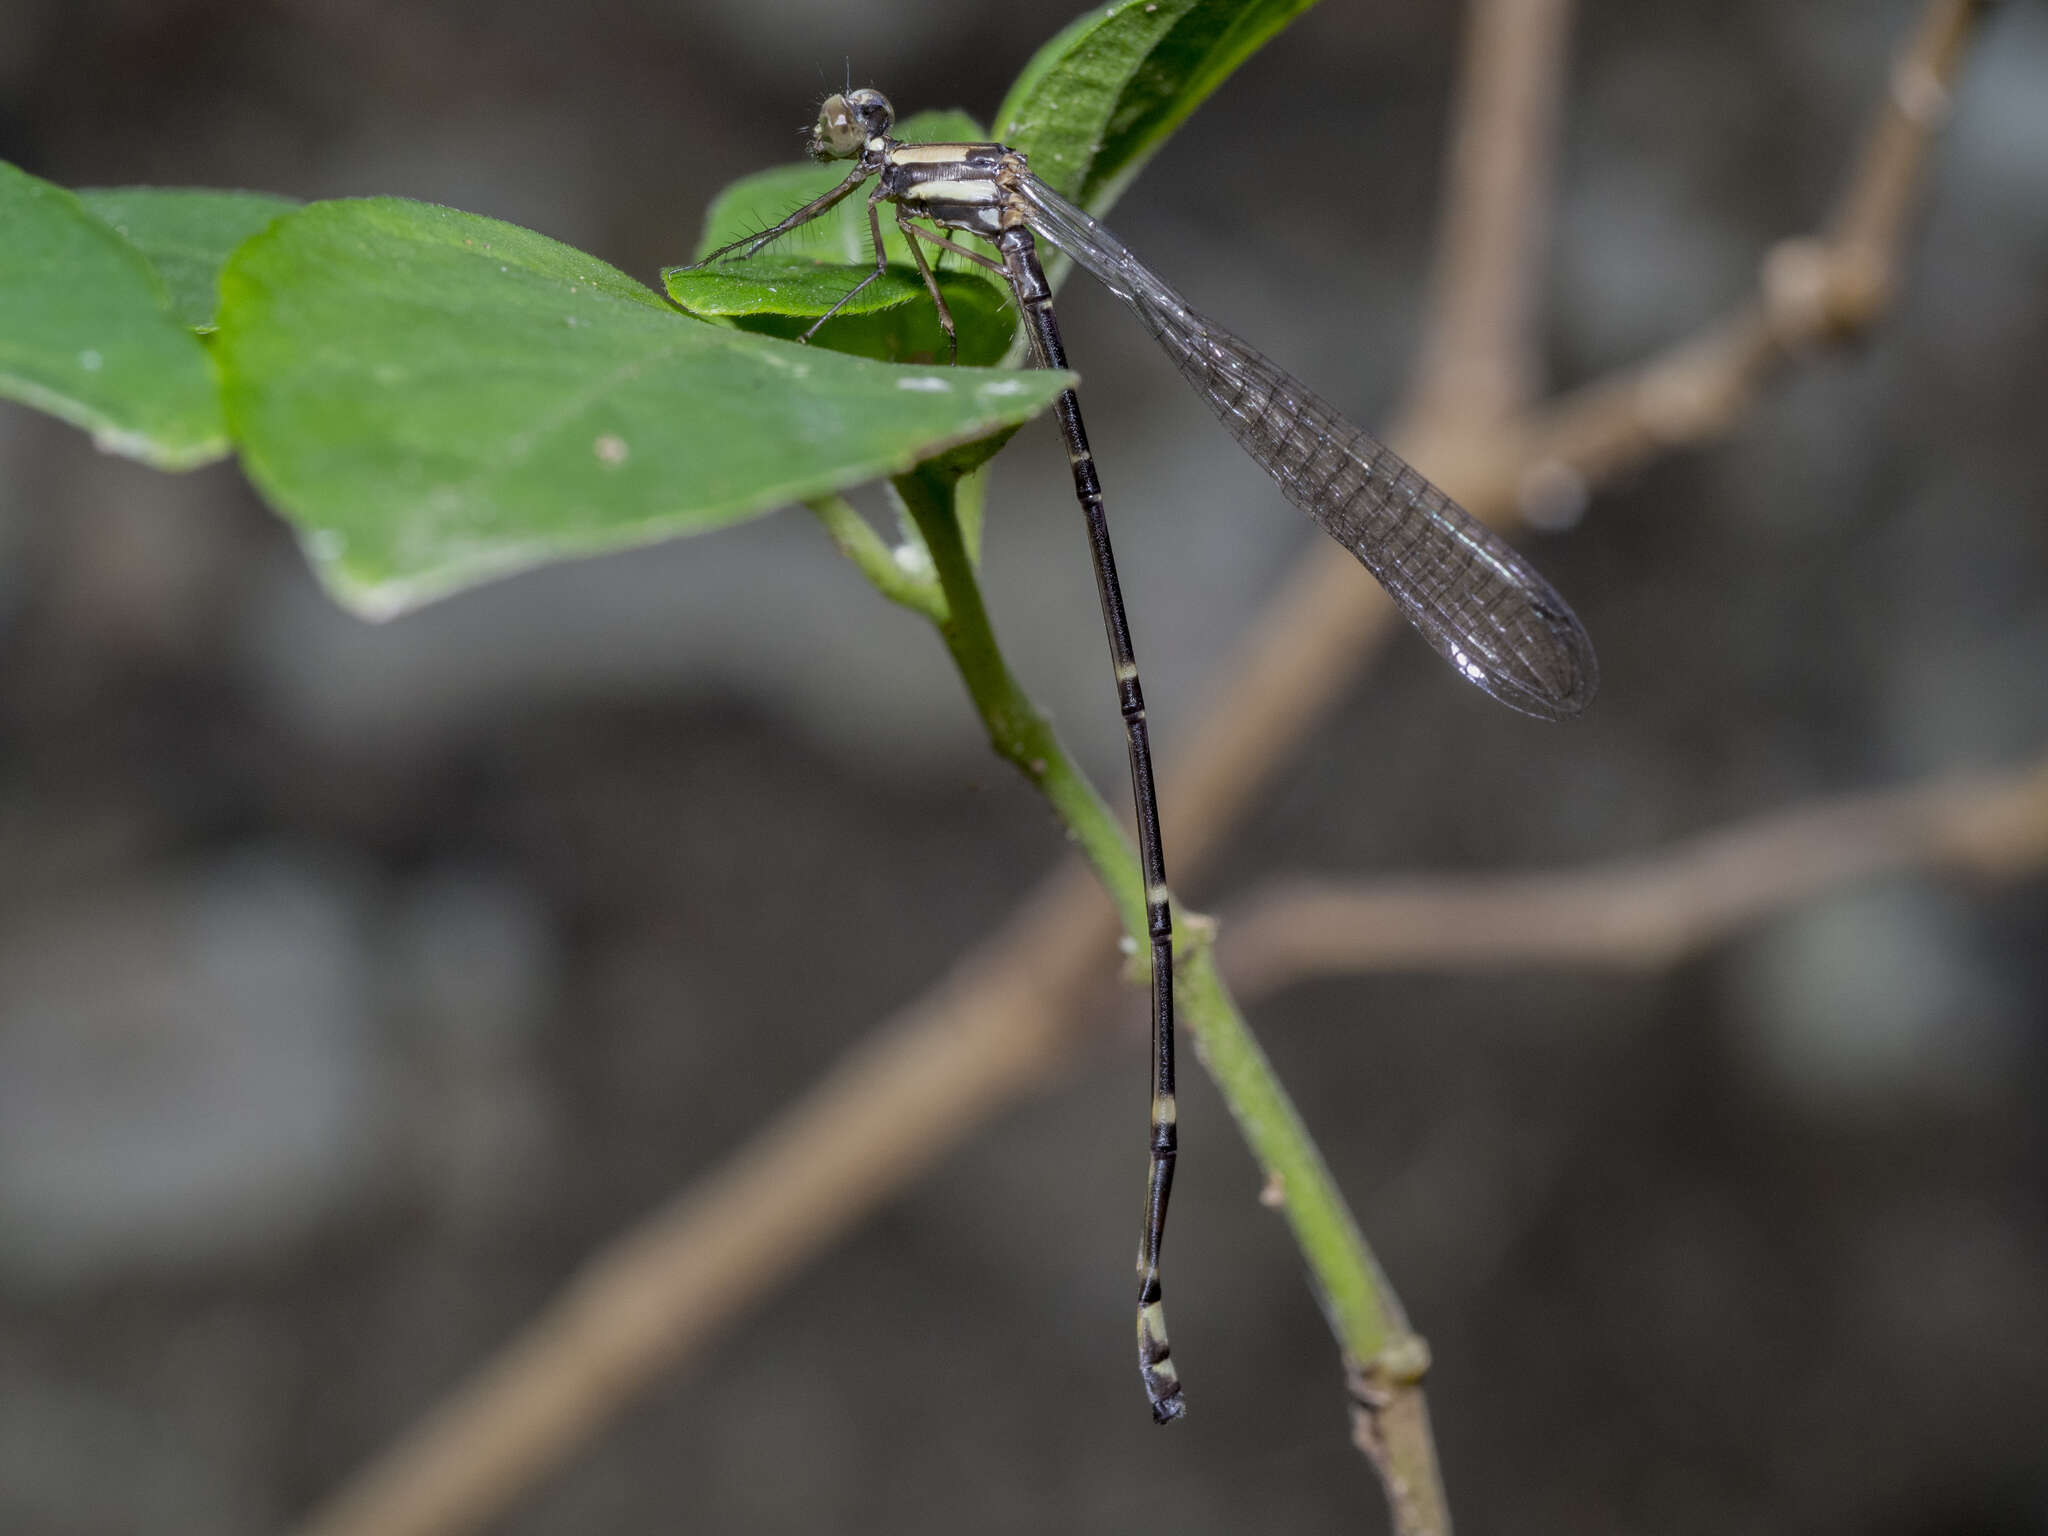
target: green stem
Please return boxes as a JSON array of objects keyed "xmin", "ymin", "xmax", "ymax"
[
  {"xmin": 1176, "ymin": 939, "xmax": 1403, "ymax": 1357},
  {"xmin": 805, "ymin": 493, "xmax": 946, "ymax": 622},
  {"xmin": 890, "ymin": 463, "xmax": 1146, "ymax": 936},
  {"xmin": 879, "ymin": 457, "xmax": 1438, "ymax": 1520}
]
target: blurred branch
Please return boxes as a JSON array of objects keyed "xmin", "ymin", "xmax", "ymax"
[
  {"xmin": 1221, "ymin": 753, "xmax": 2048, "ymax": 995},
  {"xmin": 1329, "ymin": 1, "xmax": 1576, "ymax": 1526},
  {"xmin": 1499, "ymin": 0, "xmax": 2000, "ymax": 504},
  {"xmin": 295, "ymin": 4, "xmax": 1995, "ymax": 1534},
  {"xmin": 298, "ymin": 864, "xmax": 1119, "ymax": 1536},
  {"xmin": 1407, "ymin": 0, "xmax": 1575, "ymax": 434},
  {"xmin": 1160, "ymin": 0, "xmax": 1990, "ymax": 879}
]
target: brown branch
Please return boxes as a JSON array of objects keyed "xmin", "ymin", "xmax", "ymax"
[
  {"xmin": 293, "ymin": 4, "xmax": 1994, "ymax": 1533},
  {"xmin": 1497, "ymin": 0, "xmax": 2002, "ymax": 511},
  {"xmin": 298, "ymin": 868, "xmax": 1121, "ymax": 1536},
  {"xmin": 1220, "ymin": 753, "xmax": 2048, "ymax": 996},
  {"xmin": 1328, "ymin": 2, "xmax": 1576, "ymax": 1529},
  {"xmin": 1407, "ymin": 0, "xmax": 1576, "ymax": 435}
]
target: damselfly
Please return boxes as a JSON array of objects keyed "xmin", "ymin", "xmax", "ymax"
[{"xmin": 685, "ymin": 88, "xmax": 1597, "ymax": 1423}]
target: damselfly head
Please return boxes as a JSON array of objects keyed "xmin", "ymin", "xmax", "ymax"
[{"xmin": 809, "ymin": 88, "xmax": 893, "ymax": 161}]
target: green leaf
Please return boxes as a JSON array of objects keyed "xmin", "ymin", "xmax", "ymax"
[
  {"xmin": 995, "ymin": 0, "xmax": 1321, "ymax": 214},
  {"xmin": 665, "ymin": 259, "xmax": 1014, "ymax": 368},
  {"xmin": 668, "ymin": 255, "xmax": 932, "ymax": 321},
  {"xmin": 0, "ymin": 160, "xmax": 228, "ymax": 469},
  {"xmin": 663, "ymin": 109, "xmax": 1012, "ymax": 362},
  {"xmin": 213, "ymin": 196, "xmax": 1072, "ymax": 616},
  {"xmin": 79, "ymin": 186, "xmax": 300, "ymax": 331}
]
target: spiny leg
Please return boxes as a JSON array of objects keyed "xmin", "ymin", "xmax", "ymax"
[
  {"xmin": 900, "ymin": 220, "xmax": 1008, "ymax": 275},
  {"xmin": 903, "ymin": 217, "xmax": 1020, "ymax": 361},
  {"xmin": 896, "ymin": 215, "xmax": 959, "ymax": 364},
  {"xmin": 799, "ymin": 190, "xmax": 891, "ymax": 343},
  {"xmin": 685, "ymin": 163, "xmax": 869, "ymax": 268},
  {"xmin": 997, "ymin": 225, "xmax": 1184, "ymax": 1423}
]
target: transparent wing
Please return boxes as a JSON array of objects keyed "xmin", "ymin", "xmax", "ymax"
[{"xmin": 1015, "ymin": 174, "xmax": 1596, "ymax": 720}]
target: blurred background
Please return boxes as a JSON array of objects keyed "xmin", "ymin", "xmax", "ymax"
[{"xmin": 2, "ymin": 0, "xmax": 2045, "ymax": 1531}]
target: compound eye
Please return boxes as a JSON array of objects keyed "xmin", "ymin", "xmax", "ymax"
[
  {"xmin": 812, "ymin": 93, "xmax": 862, "ymax": 158},
  {"xmin": 846, "ymin": 88, "xmax": 894, "ymax": 136}
]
